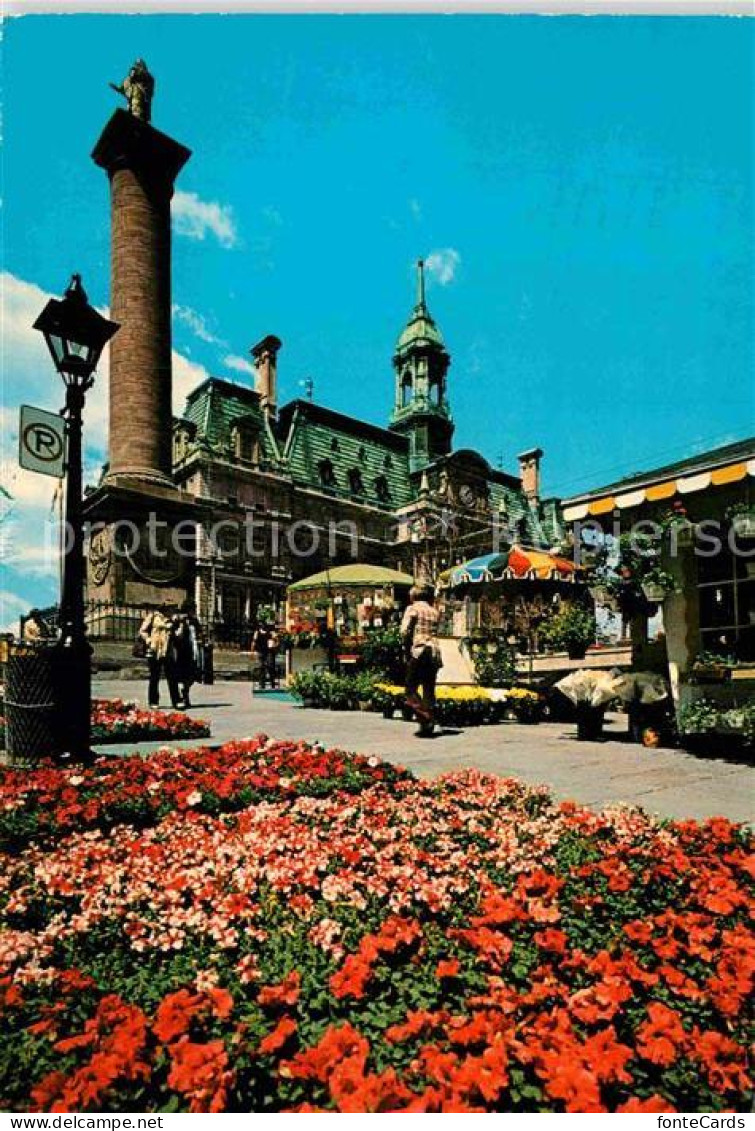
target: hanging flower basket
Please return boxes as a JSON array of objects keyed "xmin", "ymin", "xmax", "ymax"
[
  {"xmin": 732, "ymin": 513, "xmax": 755, "ymax": 539},
  {"xmin": 640, "ymin": 580, "xmax": 669, "ymax": 603}
]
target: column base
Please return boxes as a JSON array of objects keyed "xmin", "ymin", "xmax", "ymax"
[{"xmin": 102, "ymin": 467, "xmax": 176, "ymax": 489}]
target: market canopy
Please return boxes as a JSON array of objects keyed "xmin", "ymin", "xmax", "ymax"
[
  {"xmin": 287, "ymin": 563, "xmax": 415, "ymax": 593},
  {"xmin": 439, "ymin": 546, "xmax": 578, "ymax": 589}
]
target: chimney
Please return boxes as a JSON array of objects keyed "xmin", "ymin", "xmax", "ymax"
[
  {"xmin": 518, "ymin": 447, "xmax": 544, "ymax": 503},
  {"xmin": 251, "ymin": 335, "xmax": 282, "ymax": 421}
]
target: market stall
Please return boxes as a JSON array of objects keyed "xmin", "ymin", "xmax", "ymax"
[
  {"xmin": 437, "ymin": 545, "xmax": 583, "ymax": 649},
  {"xmin": 285, "ymin": 563, "xmax": 415, "ymax": 678}
]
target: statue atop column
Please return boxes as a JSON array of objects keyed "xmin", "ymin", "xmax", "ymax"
[{"xmin": 110, "ymin": 59, "xmax": 154, "ymax": 123}]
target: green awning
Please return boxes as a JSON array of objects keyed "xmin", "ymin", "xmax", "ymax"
[{"xmin": 287, "ymin": 563, "xmax": 415, "ymax": 593}]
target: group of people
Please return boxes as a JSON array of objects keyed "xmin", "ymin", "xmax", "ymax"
[
  {"xmin": 22, "ymin": 587, "xmax": 439, "ymax": 733},
  {"xmin": 137, "ymin": 601, "xmax": 205, "ymax": 710}
]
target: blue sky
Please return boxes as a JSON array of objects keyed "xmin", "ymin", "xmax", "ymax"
[{"xmin": 1, "ymin": 14, "xmax": 753, "ymax": 619}]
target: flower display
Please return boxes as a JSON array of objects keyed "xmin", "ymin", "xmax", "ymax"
[
  {"xmin": 375, "ymin": 683, "xmax": 542, "ymax": 725},
  {"xmin": 0, "ymin": 737, "xmax": 752, "ymax": 1113},
  {"xmin": 1, "ymin": 700, "xmax": 210, "ymax": 754},
  {"xmin": 90, "ymin": 699, "xmax": 210, "ymax": 744}
]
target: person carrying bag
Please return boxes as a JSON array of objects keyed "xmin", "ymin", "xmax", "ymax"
[{"xmin": 138, "ymin": 605, "xmax": 180, "ymax": 710}]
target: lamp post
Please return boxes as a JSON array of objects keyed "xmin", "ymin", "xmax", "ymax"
[{"xmin": 33, "ymin": 275, "xmax": 119, "ymax": 759}]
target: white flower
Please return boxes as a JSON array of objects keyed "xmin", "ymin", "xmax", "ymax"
[{"xmin": 186, "ymin": 790, "xmax": 202, "ymax": 807}]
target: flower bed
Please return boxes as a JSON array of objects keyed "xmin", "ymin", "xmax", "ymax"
[
  {"xmin": 91, "ymin": 700, "xmax": 211, "ymax": 745},
  {"xmin": 375, "ymin": 683, "xmax": 541, "ymax": 725},
  {"xmin": 289, "ymin": 673, "xmax": 542, "ymax": 725},
  {"xmin": 0, "ymin": 699, "xmax": 210, "ymax": 751},
  {"xmin": 1, "ymin": 738, "xmax": 752, "ymax": 1113}
]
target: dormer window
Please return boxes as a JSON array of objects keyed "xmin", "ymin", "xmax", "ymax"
[
  {"xmin": 375, "ymin": 475, "xmax": 390, "ymax": 503},
  {"xmin": 348, "ymin": 468, "xmax": 365, "ymax": 495},
  {"xmin": 318, "ymin": 459, "xmax": 336, "ymax": 488},
  {"xmin": 231, "ymin": 422, "xmax": 259, "ymax": 464}
]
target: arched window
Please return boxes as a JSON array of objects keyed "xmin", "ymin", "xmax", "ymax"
[
  {"xmin": 348, "ymin": 468, "xmax": 365, "ymax": 495},
  {"xmin": 330, "ymin": 437, "xmax": 340, "ymax": 453},
  {"xmin": 318, "ymin": 459, "xmax": 336, "ymax": 488},
  {"xmin": 401, "ymin": 370, "xmax": 413, "ymax": 408},
  {"xmin": 375, "ymin": 475, "xmax": 390, "ymax": 503}
]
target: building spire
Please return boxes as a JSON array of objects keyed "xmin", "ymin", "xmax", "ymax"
[{"xmin": 415, "ymin": 258, "xmax": 426, "ymax": 311}]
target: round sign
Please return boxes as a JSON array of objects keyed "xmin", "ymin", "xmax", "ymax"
[{"xmin": 22, "ymin": 420, "xmax": 64, "ymax": 462}]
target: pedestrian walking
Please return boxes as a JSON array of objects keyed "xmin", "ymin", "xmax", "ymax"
[
  {"xmin": 401, "ymin": 585, "xmax": 443, "ymax": 737},
  {"xmin": 172, "ymin": 600, "xmax": 204, "ymax": 708},
  {"xmin": 252, "ymin": 621, "xmax": 279, "ymax": 689},
  {"xmin": 138, "ymin": 604, "xmax": 180, "ymax": 709}
]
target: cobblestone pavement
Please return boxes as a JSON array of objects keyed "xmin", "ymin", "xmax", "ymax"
[{"xmin": 93, "ymin": 679, "xmax": 754, "ymax": 824}]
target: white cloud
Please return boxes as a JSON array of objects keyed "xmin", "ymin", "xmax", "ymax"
[
  {"xmin": 409, "ymin": 198, "xmax": 423, "ymax": 222},
  {"xmin": 172, "ymin": 191, "xmax": 238, "ymax": 249},
  {"xmin": 0, "ymin": 589, "xmax": 35, "ymax": 633},
  {"xmin": 223, "ymin": 354, "xmax": 256, "ymax": 379},
  {"xmin": 173, "ymin": 350, "xmax": 211, "ymax": 413},
  {"xmin": 425, "ymin": 248, "xmax": 461, "ymax": 286},
  {"xmin": 172, "ymin": 303, "xmax": 226, "ymax": 346}
]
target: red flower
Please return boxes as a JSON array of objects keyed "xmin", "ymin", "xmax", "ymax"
[
  {"xmin": 168, "ymin": 1040, "xmax": 233, "ymax": 1113},
  {"xmin": 258, "ymin": 971, "xmax": 301, "ymax": 1008},
  {"xmin": 259, "ymin": 1016, "xmax": 297, "ymax": 1055},
  {"xmin": 635, "ymin": 1003, "xmax": 688, "ymax": 1067},
  {"xmin": 617, "ymin": 1095, "xmax": 677, "ymax": 1113},
  {"xmin": 436, "ymin": 959, "xmax": 461, "ymax": 979}
]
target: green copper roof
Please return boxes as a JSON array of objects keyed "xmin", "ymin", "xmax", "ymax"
[
  {"xmin": 279, "ymin": 400, "xmax": 414, "ymax": 509},
  {"xmin": 395, "ymin": 260, "xmax": 446, "ymax": 354},
  {"xmin": 180, "ymin": 377, "xmax": 281, "ymax": 465},
  {"xmin": 487, "ymin": 482, "xmax": 563, "ymax": 549},
  {"xmin": 289, "ymin": 563, "xmax": 415, "ymax": 592}
]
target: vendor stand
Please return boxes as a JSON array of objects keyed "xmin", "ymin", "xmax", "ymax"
[
  {"xmin": 437, "ymin": 545, "xmax": 584, "ymax": 664},
  {"xmin": 285, "ymin": 563, "xmax": 415, "ymax": 679}
]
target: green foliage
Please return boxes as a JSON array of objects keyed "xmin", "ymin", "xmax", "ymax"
[
  {"xmin": 540, "ymin": 602, "xmax": 595, "ymax": 656},
  {"xmin": 289, "ymin": 671, "xmax": 381, "ymax": 711},
  {"xmin": 463, "ymin": 634, "xmax": 517, "ymax": 688},
  {"xmin": 358, "ymin": 627, "xmax": 406, "ymax": 681}
]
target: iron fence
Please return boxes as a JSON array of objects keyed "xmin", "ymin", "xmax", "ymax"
[{"xmin": 19, "ymin": 601, "xmax": 256, "ymax": 652}]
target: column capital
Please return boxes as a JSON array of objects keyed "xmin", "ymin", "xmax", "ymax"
[{"xmin": 92, "ymin": 109, "xmax": 191, "ymax": 185}]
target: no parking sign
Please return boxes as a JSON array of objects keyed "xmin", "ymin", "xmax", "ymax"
[{"xmin": 18, "ymin": 404, "xmax": 66, "ymax": 478}]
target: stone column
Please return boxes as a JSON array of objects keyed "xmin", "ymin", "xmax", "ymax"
[{"xmin": 92, "ymin": 109, "xmax": 191, "ymax": 485}]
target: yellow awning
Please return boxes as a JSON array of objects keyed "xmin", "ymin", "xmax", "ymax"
[{"xmin": 564, "ymin": 458, "xmax": 754, "ymax": 520}]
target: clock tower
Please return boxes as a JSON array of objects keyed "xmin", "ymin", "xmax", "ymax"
[{"xmin": 389, "ymin": 260, "xmax": 454, "ymax": 472}]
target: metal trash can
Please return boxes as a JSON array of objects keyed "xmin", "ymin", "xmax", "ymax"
[{"xmin": 4, "ymin": 643, "xmax": 60, "ymax": 762}]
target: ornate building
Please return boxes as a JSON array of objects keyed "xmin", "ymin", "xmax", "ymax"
[{"xmin": 83, "ymin": 66, "xmax": 563, "ymax": 637}]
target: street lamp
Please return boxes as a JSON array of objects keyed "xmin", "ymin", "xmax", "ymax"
[{"xmin": 33, "ymin": 275, "xmax": 119, "ymax": 759}]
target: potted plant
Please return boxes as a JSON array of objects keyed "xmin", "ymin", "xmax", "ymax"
[
  {"xmin": 540, "ymin": 603, "xmax": 596, "ymax": 661},
  {"xmin": 640, "ymin": 566, "xmax": 676, "ymax": 603},
  {"xmin": 727, "ymin": 502, "xmax": 755, "ymax": 539},
  {"xmin": 290, "ymin": 670, "xmax": 319, "ymax": 707},
  {"xmin": 678, "ymin": 697, "xmax": 721, "ymax": 736},
  {"xmin": 690, "ymin": 650, "xmax": 733, "ymax": 684}
]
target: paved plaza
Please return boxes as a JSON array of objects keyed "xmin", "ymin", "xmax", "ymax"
[{"xmin": 92, "ymin": 679, "xmax": 754, "ymax": 824}]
